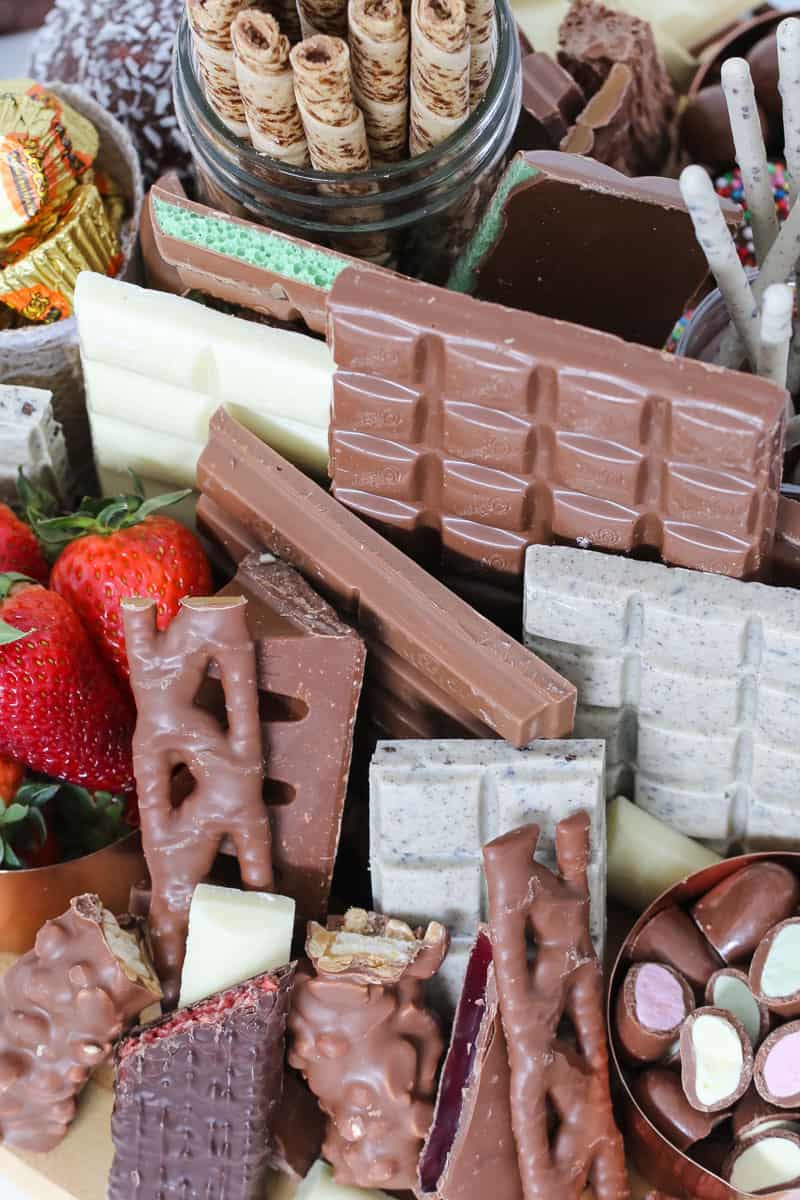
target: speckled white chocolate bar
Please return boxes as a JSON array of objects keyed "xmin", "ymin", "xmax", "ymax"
[
  {"xmin": 369, "ymin": 739, "xmax": 606, "ymax": 1011},
  {"xmin": 524, "ymin": 545, "xmax": 800, "ymax": 855},
  {"xmin": 0, "ymin": 385, "xmax": 70, "ymax": 505}
]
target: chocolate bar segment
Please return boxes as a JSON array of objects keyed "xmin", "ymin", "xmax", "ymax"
[
  {"xmin": 288, "ymin": 910, "xmax": 447, "ymax": 1190},
  {"xmin": 123, "ymin": 593, "xmax": 273, "ymax": 1006},
  {"xmin": 483, "ymin": 815, "xmax": 628, "ymax": 1200},
  {"xmin": 328, "ymin": 268, "xmax": 786, "ymax": 603},
  {"xmin": 560, "ymin": 62, "xmax": 636, "ymax": 175},
  {"xmin": 197, "ymin": 408, "xmax": 576, "ymax": 746},
  {"xmin": 213, "ymin": 552, "xmax": 365, "ymax": 923},
  {"xmin": 517, "ymin": 52, "xmax": 585, "ymax": 150},
  {"xmin": 418, "ymin": 927, "xmax": 523, "ymax": 1200},
  {"xmin": 109, "ymin": 964, "xmax": 295, "ymax": 1200},
  {"xmin": 0, "ymin": 895, "xmax": 161, "ymax": 1152}
]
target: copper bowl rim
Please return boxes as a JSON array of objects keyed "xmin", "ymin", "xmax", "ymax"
[
  {"xmin": 0, "ymin": 826, "xmax": 141, "ymax": 877},
  {"xmin": 608, "ymin": 851, "xmax": 800, "ymax": 1200}
]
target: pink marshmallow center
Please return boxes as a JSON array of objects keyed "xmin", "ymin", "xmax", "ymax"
[
  {"xmin": 765, "ymin": 1031, "xmax": 800, "ymax": 1098},
  {"xmin": 634, "ymin": 963, "xmax": 686, "ymax": 1032}
]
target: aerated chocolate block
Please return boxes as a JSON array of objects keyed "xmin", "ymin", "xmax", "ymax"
[
  {"xmin": 328, "ymin": 268, "xmax": 786, "ymax": 615},
  {"xmin": 213, "ymin": 552, "xmax": 365, "ymax": 923},
  {"xmin": 369, "ymin": 738, "xmax": 606, "ymax": 1010},
  {"xmin": 524, "ymin": 545, "xmax": 800, "ymax": 852}
]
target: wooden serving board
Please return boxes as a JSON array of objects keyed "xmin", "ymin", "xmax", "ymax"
[{"xmin": 0, "ymin": 950, "xmax": 654, "ymax": 1200}]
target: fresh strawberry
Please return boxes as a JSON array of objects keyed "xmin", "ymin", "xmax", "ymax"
[
  {"xmin": 0, "ymin": 753, "xmax": 24, "ymax": 804},
  {"xmin": 34, "ymin": 476, "xmax": 211, "ymax": 681},
  {"xmin": 0, "ymin": 503, "xmax": 48, "ymax": 584},
  {"xmin": 0, "ymin": 574, "xmax": 135, "ymax": 792}
]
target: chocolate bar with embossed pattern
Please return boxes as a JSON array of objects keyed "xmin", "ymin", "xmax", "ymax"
[{"xmin": 328, "ymin": 268, "xmax": 787, "ymax": 607}]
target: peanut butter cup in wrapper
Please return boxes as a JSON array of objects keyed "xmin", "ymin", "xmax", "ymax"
[{"xmin": 0, "ymin": 182, "xmax": 120, "ymax": 323}]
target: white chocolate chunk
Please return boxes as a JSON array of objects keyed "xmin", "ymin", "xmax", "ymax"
[
  {"xmin": 692, "ymin": 1014, "xmax": 744, "ymax": 1107},
  {"xmin": 762, "ymin": 925, "xmax": 800, "ymax": 999},
  {"xmin": 712, "ymin": 975, "xmax": 762, "ymax": 1045},
  {"xmin": 0, "ymin": 384, "xmax": 71, "ymax": 505},
  {"xmin": 75, "ymin": 272, "xmax": 333, "ymax": 484},
  {"xmin": 730, "ymin": 1136, "xmax": 800, "ymax": 1193},
  {"xmin": 296, "ymin": 1160, "xmax": 392, "ymax": 1199},
  {"xmin": 179, "ymin": 884, "xmax": 295, "ymax": 1008},
  {"xmin": 607, "ymin": 795, "xmax": 720, "ymax": 912}
]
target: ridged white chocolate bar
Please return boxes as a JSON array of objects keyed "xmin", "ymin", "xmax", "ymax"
[
  {"xmin": 75, "ymin": 273, "xmax": 333, "ymax": 486},
  {"xmin": 370, "ymin": 738, "xmax": 606, "ymax": 1011},
  {"xmin": 524, "ymin": 545, "xmax": 800, "ymax": 854},
  {"xmin": 0, "ymin": 385, "xmax": 70, "ymax": 505}
]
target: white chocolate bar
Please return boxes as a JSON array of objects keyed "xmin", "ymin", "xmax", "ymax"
[
  {"xmin": 0, "ymin": 385, "xmax": 71, "ymax": 506},
  {"xmin": 75, "ymin": 273, "xmax": 333, "ymax": 486},
  {"xmin": 179, "ymin": 883, "xmax": 295, "ymax": 1008},
  {"xmin": 370, "ymin": 739, "xmax": 606, "ymax": 1012},
  {"xmin": 296, "ymin": 1161, "xmax": 391, "ymax": 1199},
  {"xmin": 607, "ymin": 796, "xmax": 721, "ymax": 913},
  {"xmin": 525, "ymin": 545, "xmax": 800, "ymax": 855}
]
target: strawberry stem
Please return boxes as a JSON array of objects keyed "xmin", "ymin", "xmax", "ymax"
[{"xmin": 30, "ymin": 471, "xmax": 191, "ymax": 552}]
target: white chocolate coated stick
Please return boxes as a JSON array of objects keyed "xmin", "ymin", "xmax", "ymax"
[
  {"xmin": 721, "ymin": 57, "xmax": 780, "ymax": 264},
  {"xmin": 757, "ymin": 283, "xmax": 794, "ymax": 403},
  {"xmin": 680, "ymin": 164, "xmax": 761, "ymax": 369},
  {"xmin": 779, "ymin": 19, "xmax": 800, "ymax": 209}
]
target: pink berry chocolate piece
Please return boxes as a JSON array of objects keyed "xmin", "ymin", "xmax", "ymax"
[
  {"xmin": 680, "ymin": 1007, "xmax": 753, "ymax": 1113},
  {"xmin": 733, "ymin": 1086, "xmax": 800, "ymax": 1142},
  {"xmin": 755, "ymin": 1022, "xmax": 800, "ymax": 1109},
  {"xmin": 723, "ymin": 1129, "xmax": 800, "ymax": 1194},
  {"xmin": 751, "ymin": 919, "xmax": 800, "ymax": 1019},
  {"xmin": 627, "ymin": 905, "xmax": 722, "ymax": 992},
  {"xmin": 691, "ymin": 864, "xmax": 800, "ymax": 964},
  {"xmin": 706, "ymin": 968, "xmax": 770, "ymax": 1047},
  {"xmin": 632, "ymin": 1067, "xmax": 729, "ymax": 1152},
  {"xmin": 615, "ymin": 962, "xmax": 694, "ymax": 1064}
]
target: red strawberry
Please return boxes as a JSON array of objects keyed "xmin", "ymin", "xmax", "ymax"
[
  {"xmin": 0, "ymin": 503, "xmax": 48, "ymax": 584},
  {"xmin": 0, "ymin": 574, "xmax": 135, "ymax": 792},
  {"xmin": 37, "ymin": 479, "xmax": 211, "ymax": 681},
  {"xmin": 0, "ymin": 753, "xmax": 24, "ymax": 804}
]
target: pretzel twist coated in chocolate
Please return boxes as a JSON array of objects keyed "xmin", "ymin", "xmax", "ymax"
[
  {"xmin": 483, "ymin": 814, "xmax": 629, "ymax": 1200},
  {"xmin": 287, "ymin": 910, "xmax": 448, "ymax": 1189},
  {"xmin": 122, "ymin": 595, "xmax": 272, "ymax": 1005}
]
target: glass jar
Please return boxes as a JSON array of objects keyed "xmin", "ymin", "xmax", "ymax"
[{"xmin": 173, "ymin": 3, "xmax": 521, "ymax": 283}]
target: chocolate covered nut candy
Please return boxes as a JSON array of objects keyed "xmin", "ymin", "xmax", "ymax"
[
  {"xmin": 724, "ymin": 1130, "xmax": 800, "ymax": 1194},
  {"xmin": 756, "ymin": 1022, "xmax": 800, "ymax": 1108},
  {"xmin": 418, "ymin": 927, "xmax": 522, "ymax": 1200},
  {"xmin": 627, "ymin": 907, "xmax": 722, "ymax": 994},
  {"xmin": 692, "ymin": 864, "xmax": 800, "ymax": 964},
  {"xmin": 680, "ymin": 1007, "xmax": 753, "ymax": 1113},
  {"xmin": 123, "ymin": 593, "xmax": 273, "ymax": 1006},
  {"xmin": 109, "ymin": 964, "xmax": 295, "ymax": 1200},
  {"xmin": 706, "ymin": 969, "xmax": 770, "ymax": 1047},
  {"xmin": 484, "ymin": 815, "xmax": 628, "ymax": 1200},
  {"xmin": 616, "ymin": 962, "xmax": 693, "ymax": 1064},
  {"xmin": 632, "ymin": 1068, "xmax": 729, "ymax": 1152},
  {"xmin": 288, "ymin": 909, "xmax": 448, "ymax": 1190},
  {"xmin": 751, "ymin": 919, "xmax": 800, "ymax": 1019},
  {"xmin": 733, "ymin": 1087, "xmax": 800, "ymax": 1141},
  {"xmin": 0, "ymin": 895, "xmax": 160, "ymax": 1151}
]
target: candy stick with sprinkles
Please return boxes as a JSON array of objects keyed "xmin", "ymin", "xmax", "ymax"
[
  {"xmin": 779, "ymin": 18, "xmax": 800, "ymax": 209},
  {"xmin": 721, "ymin": 57, "xmax": 780, "ymax": 265},
  {"xmin": 758, "ymin": 284, "xmax": 795, "ymax": 407},
  {"xmin": 680, "ymin": 164, "xmax": 761, "ymax": 370}
]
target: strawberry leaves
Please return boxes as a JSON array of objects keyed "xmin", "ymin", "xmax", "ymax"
[
  {"xmin": 0, "ymin": 776, "xmax": 133, "ymax": 869},
  {"xmin": 0, "ymin": 572, "xmax": 35, "ymax": 645}
]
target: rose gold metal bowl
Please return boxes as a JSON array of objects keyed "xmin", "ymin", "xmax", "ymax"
[
  {"xmin": 610, "ymin": 853, "xmax": 800, "ymax": 1200},
  {"xmin": 0, "ymin": 831, "xmax": 146, "ymax": 955}
]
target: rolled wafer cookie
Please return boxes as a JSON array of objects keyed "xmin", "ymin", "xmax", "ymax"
[
  {"xmin": 466, "ymin": 0, "xmax": 495, "ymax": 108},
  {"xmin": 296, "ymin": 0, "xmax": 347, "ymax": 38},
  {"xmin": 187, "ymin": 0, "xmax": 251, "ymax": 137},
  {"xmin": 232, "ymin": 9, "xmax": 310, "ymax": 163},
  {"xmin": 410, "ymin": 0, "xmax": 470, "ymax": 155},
  {"xmin": 348, "ymin": 0, "xmax": 410, "ymax": 162}
]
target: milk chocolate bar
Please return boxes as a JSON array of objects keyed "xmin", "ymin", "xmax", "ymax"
[
  {"xmin": 450, "ymin": 151, "xmax": 739, "ymax": 348},
  {"xmin": 328, "ymin": 269, "xmax": 786, "ymax": 606},
  {"xmin": 483, "ymin": 816, "xmax": 628, "ymax": 1200},
  {"xmin": 197, "ymin": 408, "xmax": 576, "ymax": 746},
  {"xmin": 109, "ymin": 964, "xmax": 295, "ymax": 1200},
  {"xmin": 369, "ymin": 738, "xmax": 606, "ymax": 1011},
  {"xmin": 525, "ymin": 546, "xmax": 800, "ymax": 852},
  {"xmin": 0, "ymin": 895, "xmax": 161, "ymax": 1152},
  {"xmin": 418, "ymin": 927, "xmax": 522, "ymax": 1200},
  {"xmin": 123, "ymin": 593, "xmax": 273, "ymax": 1006},
  {"xmin": 516, "ymin": 52, "xmax": 585, "ymax": 151},
  {"xmin": 213, "ymin": 552, "xmax": 365, "ymax": 923},
  {"xmin": 288, "ymin": 911, "xmax": 447, "ymax": 1190}
]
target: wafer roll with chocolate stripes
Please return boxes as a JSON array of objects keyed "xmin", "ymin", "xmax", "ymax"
[
  {"xmin": 348, "ymin": 0, "xmax": 410, "ymax": 162},
  {"xmin": 409, "ymin": 0, "xmax": 469, "ymax": 155},
  {"xmin": 187, "ymin": 0, "xmax": 251, "ymax": 137},
  {"xmin": 232, "ymin": 9, "xmax": 310, "ymax": 162}
]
